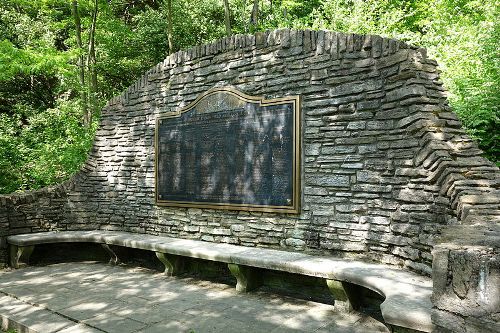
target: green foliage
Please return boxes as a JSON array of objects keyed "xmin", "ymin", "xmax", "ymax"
[
  {"xmin": 417, "ymin": 0, "xmax": 499, "ymax": 162},
  {"xmin": 0, "ymin": 39, "xmax": 71, "ymax": 81},
  {"xmin": 314, "ymin": 0, "xmax": 419, "ymax": 38},
  {"xmin": 2, "ymin": 329, "xmax": 18, "ymax": 333},
  {"xmin": 0, "ymin": 1, "xmax": 93, "ymax": 194},
  {"xmin": 0, "ymin": 0, "xmax": 497, "ymax": 194},
  {"xmin": 228, "ymin": 0, "xmax": 322, "ymax": 32},
  {"xmin": 0, "ymin": 100, "xmax": 96, "ymax": 193}
]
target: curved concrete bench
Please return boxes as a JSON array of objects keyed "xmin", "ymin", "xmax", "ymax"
[{"xmin": 7, "ymin": 231, "xmax": 433, "ymax": 332}]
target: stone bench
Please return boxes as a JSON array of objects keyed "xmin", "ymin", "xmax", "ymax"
[{"xmin": 7, "ymin": 230, "xmax": 433, "ymax": 332}]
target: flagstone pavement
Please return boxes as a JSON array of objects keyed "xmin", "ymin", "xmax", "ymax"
[{"xmin": 0, "ymin": 262, "xmax": 389, "ymax": 333}]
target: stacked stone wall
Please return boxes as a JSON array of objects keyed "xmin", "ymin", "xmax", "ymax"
[
  {"xmin": 0, "ymin": 180, "xmax": 73, "ymax": 265},
  {"xmin": 1, "ymin": 30, "xmax": 498, "ymax": 278}
]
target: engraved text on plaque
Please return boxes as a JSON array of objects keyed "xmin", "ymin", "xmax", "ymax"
[{"xmin": 155, "ymin": 88, "xmax": 300, "ymax": 213}]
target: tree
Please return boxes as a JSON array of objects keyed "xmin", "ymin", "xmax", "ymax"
[
  {"xmin": 0, "ymin": 0, "xmax": 96, "ymax": 193},
  {"xmin": 71, "ymin": 0, "xmax": 88, "ymax": 125},
  {"xmin": 0, "ymin": 0, "xmax": 497, "ymax": 194},
  {"xmin": 166, "ymin": 0, "xmax": 173, "ymax": 54},
  {"xmin": 87, "ymin": 0, "xmax": 99, "ymax": 121},
  {"xmin": 250, "ymin": 0, "xmax": 259, "ymax": 30},
  {"xmin": 223, "ymin": 0, "xmax": 232, "ymax": 36}
]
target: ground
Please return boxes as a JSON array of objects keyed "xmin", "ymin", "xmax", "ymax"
[{"xmin": 0, "ymin": 262, "xmax": 389, "ymax": 333}]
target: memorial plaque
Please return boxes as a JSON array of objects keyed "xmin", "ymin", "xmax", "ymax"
[{"xmin": 155, "ymin": 87, "xmax": 301, "ymax": 213}]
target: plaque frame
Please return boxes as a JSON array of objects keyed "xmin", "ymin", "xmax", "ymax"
[{"xmin": 155, "ymin": 87, "xmax": 301, "ymax": 214}]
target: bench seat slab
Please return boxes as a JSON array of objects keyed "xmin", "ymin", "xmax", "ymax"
[{"xmin": 6, "ymin": 231, "xmax": 434, "ymax": 332}]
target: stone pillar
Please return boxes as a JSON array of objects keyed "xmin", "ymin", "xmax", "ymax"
[
  {"xmin": 228, "ymin": 263, "xmax": 262, "ymax": 292},
  {"xmin": 155, "ymin": 252, "xmax": 184, "ymax": 276},
  {"xmin": 326, "ymin": 279, "xmax": 361, "ymax": 312},
  {"xmin": 431, "ymin": 225, "xmax": 500, "ymax": 333},
  {"xmin": 101, "ymin": 244, "xmax": 120, "ymax": 265},
  {"xmin": 0, "ymin": 237, "xmax": 7, "ymax": 268},
  {"xmin": 9, "ymin": 244, "xmax": 35, "ymax": 268}
]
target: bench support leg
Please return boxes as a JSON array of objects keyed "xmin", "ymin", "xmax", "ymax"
[
  {"xmin": 9, "ymin": 245, "xmax": 34, "ymax": 269},
  {"xmin": 228, "ymin": 264, "xmax": 262, "ymax": 293},
  {"xmin": 101, "ymin": 244, "xmax": 120, "ymax": 265},
  {"xmin": 326, "ymin": 279, "xmax": 360, "ymax": 312},
  {"xmin": 155, "ymin": 252, "xmax": 183, "ymax": 276}
]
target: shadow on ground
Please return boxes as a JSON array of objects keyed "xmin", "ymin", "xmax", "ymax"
[{"xmin": 0, "ymin": 261, "xmax": 389, "ymax": 333}]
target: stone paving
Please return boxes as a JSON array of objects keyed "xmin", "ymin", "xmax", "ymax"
[{"xmin": 0, "ymin": 262, "xmax": 389, "ymax": 333}]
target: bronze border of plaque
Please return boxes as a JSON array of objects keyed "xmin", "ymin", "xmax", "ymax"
[{"xmin": 155, "ymin": 87, "xmax": 301, "ymax": 214}]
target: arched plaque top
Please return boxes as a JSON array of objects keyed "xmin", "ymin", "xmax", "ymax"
[
  {"xmin": 161, "ymin": 87, "xmax": 300, "ymax": 118},
  {"xmin": 155, "ymin": 87, "xmax": 301, "ymax": 214}
]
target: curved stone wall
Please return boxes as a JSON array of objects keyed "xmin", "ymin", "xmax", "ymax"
[{"xmin": 1, "ymin": 30, "xmax": 498, "ymax": 277}]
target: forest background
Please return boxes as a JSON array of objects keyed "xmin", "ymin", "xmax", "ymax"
[{"xmin": 0, "ymin": 0, "xmax": 498, "ymax": 194}]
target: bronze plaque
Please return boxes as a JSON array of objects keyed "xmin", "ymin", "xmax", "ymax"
[{"xmin": 155, "ymin": 87, "xmax": 301, "ymax": 213}]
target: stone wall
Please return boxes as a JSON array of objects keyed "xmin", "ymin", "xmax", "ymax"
[
  {"xmin": 1, "ymin": 29, "xmax": 498, "ymax": 277},
  {"xmin": 0, "ymin": 179, "xmax": 74, "ymax": 265}
]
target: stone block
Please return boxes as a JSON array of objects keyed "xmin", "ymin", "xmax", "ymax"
[
  {"xmin": 396, "ymin": 189, "xmax": 433, "ymax": 203},
  {"xmin": 432, "ymin": 247, "xmax": 449, "ymax": 293},
  {"xmin": 385, "ymin": 85, "xmax": 427, "ymax": 102},
  {"xmin": 329, "ymin": 82, "xmax": 365, "ymax": 97},
  {"xmin": 303, "ymin": 186, "xmax": 328, "ymax": 196},
  {"xmin": 356, "ymin": 170, "xmax": 380, "ymax": 183},
  {"xmin": 284, "ymin": 238, "xmax": 306, "ymax": 248},
  {"xmin": 321, "ymin": 145, "xmax": 357, "ymax": 154},
  {"xmin": 352, "ymin": 184, "xmax": 392, "ymax": 193},
  {"xmin": 377, "ymin": 51, "xmax": 408, "ymax": 68},
  {"xmin": 360, "ymin": 216, "xmax": 390, "ymax": 225},
  {"xmin": 306, "ymin": 174, "xmax": 350, "ymax": 187},
  {"xmin": 357, "ymin": 100, "xmax": 380, "ymax": 110},
  {"xmin": 346, "ymin": 121, "xmax": 366, "ymax": 130}
]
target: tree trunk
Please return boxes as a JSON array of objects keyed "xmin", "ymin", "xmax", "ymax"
[
  {"xmin": 166, "ymin": 0, "xmax": 173, "ymax": 55},
  {"xmin": 71, "ymin": 0, "xmax": 88, "ymax": 126},
  {"xmin": 250, "ymin": 0, "xmax": 259, "ymax": 30},
  {"xmin": 87, "ymin": 0, "xmax": 98, "ymax": 124},
  {"xmin": 223, "ymin": 0, "xmax": 231, "ymax": 36}
]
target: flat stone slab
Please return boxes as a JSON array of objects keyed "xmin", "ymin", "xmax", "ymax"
[
  {"xmin": 0, "ymin": 294, "xmax": 100, "ymax": 333},
  {"xmin": 0, "ymin": 262, "xmax": 390, "ymax": 333},
  {"xmin": 7, "ymin": 231, "xmax": 433, "ymax": 332}
]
